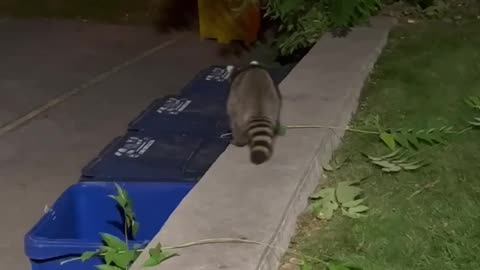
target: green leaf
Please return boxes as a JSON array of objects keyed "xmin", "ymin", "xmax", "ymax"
[
  {"xmin": 323, "ymin": 163, "xmax": 334, "ymax": 171},
  {"xmin": 108, "ymin": 195, "xmax": 127, "ymax": 209},
  {"xmin": 382, "ymin": 166, "xmax": 402, "ymax": 172},
  {"xmin": 415, "ymin": 130, "xmax": 435, "ymax": 145},
  {"xmin": 342, "ymin": 208, "xmax": 367, "ymax": 219},
  {"xmin": 110, "ymin": 250, "xmax": 136, "ymax": 269},
  {"xmin": 348, "ymin": 205, "xmax": 369, "ymax": 213},
  {"xmin": 367, "ymin": 149, "xmax": 401, "ymax": 161},
  {"xmin": 310, "ymin": 187, "xmax": 336, "ymax": 201},
  {"xmin": 311, "ymin": 199, "xmax": 338, "ymax": 220},
  {"xmin": 99, "ymin": 245, "xmax": 116, "ymax": 253},
  {"xmin": 392, "ymin": 132, "xmax": 412, "ymax": 150},
  {"xmin": 143, "ymin": 248, "xmax": 178, "ymax": 267},
  {"xmin": 371, "ymin": 160, "xmax": 398, "ymax": 168},
  {"xmin": 465, "ymin": 96, "xmax": 480, "ymax": 111},
  {"xmin": 114, "ymin": 183, "xmax": 129, "ymax": 205},
  {"xmin": 100, "ymin": 233, "xmax": 127, "ymax": 251},
  {"xmin": 131, "ymin": 221, "xmax": 140, "ymax": 237},
  {"xmin": 103, "ymin": 250, "xmax": 116, "ymax": 265},
  {"xmin": 341, "ymin": 199, "xmax": 365, "ymax": 208},
  {"xmin": 275, "ymin": 123, "xmax": 287, "ymax": 136},
  {"xmin": 96, "ymin": 265, "xmax": 124, "ymax": 270},
  {"xmin": 380, "ymin": 132, "xmax": 396, "ymax": 151},
  {"xmin": 80, "ymin": 251, "xmax": 99, "ymax": 262},
  {"xmin": 336, "ymin": 183, "xmax": 363, "ymax": 204},
  {"xmin": 143, "ymin": 256, "xmax": 162, "ymax": 268},
  {"xmin": 401, "ymin": 161, "xmax": 426, "ymax": 171}
]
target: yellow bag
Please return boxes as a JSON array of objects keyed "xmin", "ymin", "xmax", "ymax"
[{"xmin": 198, "ymin": 0, "xmax": 260, "ymax": 45}]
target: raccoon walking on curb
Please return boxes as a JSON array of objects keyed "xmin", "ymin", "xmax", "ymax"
[{"xmin": 226, "ymin": 61, "xmax": 282, "ymax": 165}]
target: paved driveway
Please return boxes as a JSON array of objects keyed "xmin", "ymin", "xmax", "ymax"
[{"xmin": 0, "ymin": 17, "xmax": 246, "ymax": 269}]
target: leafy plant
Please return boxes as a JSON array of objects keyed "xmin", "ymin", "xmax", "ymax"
[
  {"xmin": 468, "ymin": 117, "xmax": 480, "ymax": 127},
  {"xmin": 142, "ymin": 244, "xmax": 178, "ymax": 267},
  {"xmin": 61, "ymin": 183, "xmax": 175, "ymax": 269},
  {"xmin": 264, "ymin": 0, "xmax": 381, "ymax": 56},
  {"xmin": 309, "ymin": 179, "xmax": 369, "ymax": 220},
  {"xmin": 465, "ymin": 96, "xmax": 480, "ymax": 111},
  {"xmin": 378, "ymin": 126, "xmax": 453, "ymax": 151},
  {"xmin": 109, "ymin": 184, "xmax": 139, "ymax": 240},
  {"xmin": 365, "ymin": 149, "xmax": 427, "ymax": 172},
  {"xmin": 465, "ymin": 96, "xmax": 480, "ymax": 127},
  {"xmin": 323, "ymin": 156, "xmax": 350, "ymax": 172}
]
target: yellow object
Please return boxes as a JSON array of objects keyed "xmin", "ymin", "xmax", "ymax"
[{"xmin": 198, "ymin": 0, "xmax": 260, "ymax": 45}]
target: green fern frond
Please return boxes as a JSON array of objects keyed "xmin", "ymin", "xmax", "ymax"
[
  {"xmin": 379, "ymin": 126, "xmax": 454, "ymax": 151},
  {"xmin": 468, "ymin": 117, "xmax": 480, "ymax": 127},
  {"xmin": 465, "ymin": 96, "xmax": 480, "ymax": 111},
  {"xmin": 366, "ymin": 149, "xmax": 427, "ymax": 173}
]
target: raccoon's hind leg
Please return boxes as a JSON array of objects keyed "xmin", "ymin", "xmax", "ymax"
[{"xmin": 231, "ymin": 122, "xmax": 249, "ymax": 147}]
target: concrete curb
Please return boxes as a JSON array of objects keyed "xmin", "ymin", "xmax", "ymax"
[{"xmin": 130, "ymin": 16, "xmax": 396, "ymax": 270}]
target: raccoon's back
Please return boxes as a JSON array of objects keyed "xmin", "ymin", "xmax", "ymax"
[{"xmin": 227, "ymin": 67, "xmax": 281, "ymax": 122}]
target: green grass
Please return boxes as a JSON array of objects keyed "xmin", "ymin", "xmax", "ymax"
[
  {"xmin": 0, "ymin": 0, "xmax": 153, "ymax": 24},
  {"xmin": 293, "ymin": 20, "xmax": 480, "ymax": 270}
]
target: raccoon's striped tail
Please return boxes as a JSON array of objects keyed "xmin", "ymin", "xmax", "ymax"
[{"xmin": 247, "ymin": 117, "xmax": 275, "ymax": 165}]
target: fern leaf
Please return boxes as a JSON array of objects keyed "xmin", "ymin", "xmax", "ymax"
[
  {"xmin": 367, "ymin": 150, "xmax": 426, "ymax": 173},
  {"xmin": 378, "ymin": 128, "xmax": 448, "ymax": 151},
  {"xmin": 366, "ymin": 149, "xmax": 402, "ymax": 161},
  {"xmin": 469, "ymin": 117, "xmax": 480, "ymax": 127},
  {"xmin": 465, "ymin": 96, "xmax": 480, "ymax": 111}
]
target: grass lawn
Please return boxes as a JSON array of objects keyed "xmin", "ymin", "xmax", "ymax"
[{"xmin": 291, "ymin": 20, "xmax": 480, "ymax": 270}]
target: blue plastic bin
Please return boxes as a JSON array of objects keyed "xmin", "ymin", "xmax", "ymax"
[
  {"xmin": 179, "ymin": 65, "xmax": 232, "ymax": 98},
  {"xmin": 24, "ymin": 181, "xmax": 193, "ymax": 270},
  {"xmin": 127, "ymin": 63, "xmax": 295, "ymax": 137},
  {"xmin": 81, "ymin": 132, "xmax": 230, "ymax": 182},
  {"xmin": 128, "ymin": 94, "xmax": 230, "ymax": 136},
  {"xmin": 178, "ymin": 64, "xmax": 288, "ymax": 98}
]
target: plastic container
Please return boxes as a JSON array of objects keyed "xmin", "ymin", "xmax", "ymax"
[
  {"xmin": 179, "ymin": 65, "xmax": 232, "ymax": 98},
  {"xmin": 24, "ymin": 181, "xmax": 193, "ymax": 270},
  {"xmin": 128, "ymin": 94, "xmax": 230, "ymax": 136},
  {"xmin": 81, "ymin": 132, "xmax": 230, "ymax": 183},
  {"xmin": 198, "ymin": 0, "xmax": 260, "ymax": 44}
]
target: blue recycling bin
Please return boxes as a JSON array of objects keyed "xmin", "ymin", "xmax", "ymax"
[
  {"xmin": 128, "ymin": 94, "xmax": 230, "ymax": 136},
  {"xmin": 24, "ymin": 181, "xmax": 193, "ymax": 270},
  {"xmin": 81, "ymin": 132, "xmax": 230, "ymax": 183},
  {"xmin": 127, "ymin": 64, "xmax": 293, "ymax": 138},
  {"xmin": 179, "ymin": 65, "xmax": 232, "ymax": 98},
  {"xmin": 179, "ymin": 64, "xmax": 289, "ymax": 98}
]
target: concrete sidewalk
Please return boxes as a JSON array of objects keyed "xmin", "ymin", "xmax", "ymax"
[
  {"xmin": 131, "ymin": 16, "xmax": 396, "ymax": 270},
  {"xmin": 0, "ymin": 18, "xmax": 246, "ymax": 269}
]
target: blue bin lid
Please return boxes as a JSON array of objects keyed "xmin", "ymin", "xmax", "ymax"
[
  {"xmin": 179, "ymin": 64, "xmax": 289, "ymax": 97},
  {"xmin": 179, "ymin": 65, "xmax": 232, "ymax": 97},
  {"xmin": 81, "ymin": 133, "xmax": 230, "ymax": 182},
  {"xmin": 24, "ymin": 181, "xmax": 194, "ymax": 260},
  {"xmin": 128, "ymin": 94, "xmax": 230, "ymax": 136}
]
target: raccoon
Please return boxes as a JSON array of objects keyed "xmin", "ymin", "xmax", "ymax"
[{"xmin": 226, "ymin": 61, "xmax": 282, "ymax": 165}]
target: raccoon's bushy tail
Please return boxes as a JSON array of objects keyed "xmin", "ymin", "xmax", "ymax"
[{"xmin": 247, "ymin": 117, "xmax": 275, "ymax": 165}]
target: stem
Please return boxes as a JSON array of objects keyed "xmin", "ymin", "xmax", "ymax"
[
  {"xmin": 60, "ymin": 238, "xmax": 330, "ymax": 266},
  {"xmin": 60, "ymin": 257, "xmax": 83, "ymax": 265},
  {"xmin": 124, "ymin": 210, "xmax": 129, "ymax": 247},
  {"xmin": 286, "ymin": 124, "xmax": 379, "ymax": 135},
  {"xmin": 162, "ymin": 238, "xmax": 330, "ymax": 266},
  {"xmin": 456, "ymin": 126, "xmax": 473, "ymax": 134}
]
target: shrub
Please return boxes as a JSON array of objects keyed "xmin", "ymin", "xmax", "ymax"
[{"xmin": 264, "ymin": 0, "xmax": 382, "ymax": 56}]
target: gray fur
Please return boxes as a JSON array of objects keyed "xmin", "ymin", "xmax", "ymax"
[{"xmin": 226, "ymin": 63, "xmax": 282, "ymax": 164}]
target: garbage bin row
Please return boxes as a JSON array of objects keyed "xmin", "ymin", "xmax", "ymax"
[{"xmin": 23, "ymin": 64, "xmax": 290, "ymax": 270}]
